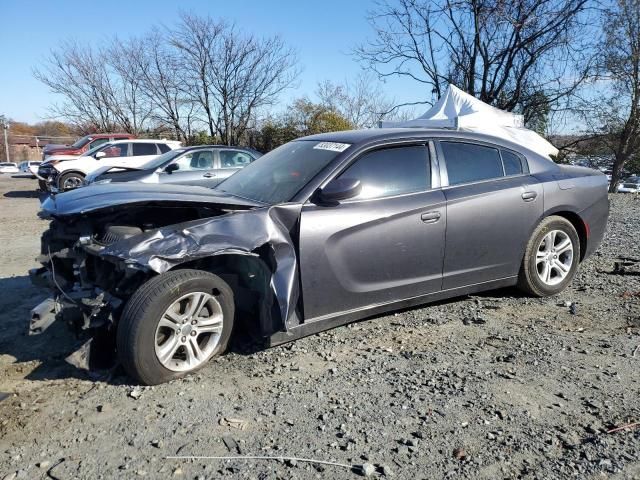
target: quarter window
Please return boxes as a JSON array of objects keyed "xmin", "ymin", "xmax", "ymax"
[
  {"xmin": 441, "ymin": 142, "xmax": 503, "ymax": 185},
  {"xmin": 132, "ymin": 143, "xmax": 159, "ymax": 156},
  {"xmin": 338, "ymin": 145, "xmax": 430, "ymax": 200},
  {"xmin": 501, "ymin": 150, "xmax": 526, "ymax": 176}
]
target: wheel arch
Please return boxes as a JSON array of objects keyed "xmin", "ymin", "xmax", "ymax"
[
  {"xmin": 169, "ymin": 252, "xmax": 281, "ymax": 339},
  {"xmin": 543, "ymin": 210, "xmax": 588, "ymax": 261}
]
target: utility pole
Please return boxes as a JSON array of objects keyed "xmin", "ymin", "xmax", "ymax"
[{"xmin": 0, "ymin": 116, "xmax": 11, "ymax": 162}]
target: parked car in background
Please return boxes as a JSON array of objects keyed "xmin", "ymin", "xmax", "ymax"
[
  {"xmin": 31, "ymin": 128, "xmax": 609, "ymax": 384},
  {"xmin": 43, "ymin": 139, "xmax": 182, "ymax": 192},
  {"xmin": 618, "ymin": 176, "xmax": 640, "ymax": 193},
  {"xmin": 0, "ymin": 162, "xmax": 19, "ymax": 174},
  {"xmin": 42, "ymin": 133, "xmax": 136, "ymax": 160},
  {"xmin": 18, "ymin": 161, "xmax": 42, "ymax": 178},
  {"xmin": 85, "ymin": 145, "xmax": 262, "ymax": 188}
]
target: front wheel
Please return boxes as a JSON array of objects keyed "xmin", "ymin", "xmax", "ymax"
[
  {"xmin": 117, "ymin": 270, "xmax": 235, "ymax": 385},
  {"xmin": 58, "ymin": 171, "xmax": 85, "ymax": 191},
  {"xmin": 517, "ymin": 216, "xmax": 580, "ymax": 297}
]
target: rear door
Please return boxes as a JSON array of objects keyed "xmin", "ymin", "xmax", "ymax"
[
  {"xmin": 299, "ymin": 143, "xmax": 446, "ymax": 320},
  {"xmin": 438, "ymin": 140, "xmax": 543, "ymax": 289}
]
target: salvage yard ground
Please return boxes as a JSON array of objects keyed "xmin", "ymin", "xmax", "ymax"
[{"xmin": 0, "ymin": 175, "xmax": 639, "ymax": 479}]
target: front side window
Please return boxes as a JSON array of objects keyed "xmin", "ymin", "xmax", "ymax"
[
  {"xmin": 337, "ymin": 145, "xmax": 430, "ymax": 200},
  {"xmin": 171, "ymin": 150, "xmax": 214, "ymax": 171},
  {"xmin": 441, "ymin": 142, "xmax": 503, "ymax": 185},
  {"xmin": 132, "ymin": 143, "xmax": 159, "ymax": 156},
  {"xmin": 101, "ymin": 144, "xmax": 128, "ymax": 158},
  {"xmin": 220, "ymin": 150, "xmax": 253, "ymax": 168}
]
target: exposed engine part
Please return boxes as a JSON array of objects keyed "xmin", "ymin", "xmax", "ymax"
[
  {"xmin": 29, "ymin": 298, "xmax": 60, "ymax": 335},
  {"xmin": 97, "ymin": 225, "xmax": 143, "ymax": 246}
]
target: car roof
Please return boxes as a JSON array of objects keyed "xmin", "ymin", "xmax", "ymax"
[
  {"xmin": 106, "ymin": 139, "xmax": 181, "ymax": 145},
  {"xmin": 302, "ymin": 127, "xmax": 554, "ymax": 161},
  {"xmin": 174, "ymin": 145, "xmax": 260, "ymax": 153}
]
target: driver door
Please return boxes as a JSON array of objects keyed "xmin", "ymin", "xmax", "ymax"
[
  {"xmin": 159, "ymin": 150, "xmax": 217, "ymax": 186},
  {"xmin": 298, "ymin": 143, "xmax": 446, "ymax": 321}
]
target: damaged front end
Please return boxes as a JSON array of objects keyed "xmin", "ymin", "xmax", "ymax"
[{"xmin": 29, "ymin": 183, "xmax": 303, "ymax": 369}]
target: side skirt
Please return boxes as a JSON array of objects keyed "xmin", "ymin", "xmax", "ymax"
[{"xmin": 267, "ymin": 276, "xmax": 518, "ymax": 347}]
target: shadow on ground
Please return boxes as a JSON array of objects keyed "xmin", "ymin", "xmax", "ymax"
[
  {"xmin": 3, "ymin": 190, "xmax": 48, "ymax": 200},
  {"xmin": 0, "ymin": 272, "xmax": 524, "ymax": 385}
]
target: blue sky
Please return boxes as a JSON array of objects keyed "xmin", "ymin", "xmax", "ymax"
[{"xmin": 0, "ymin": 0, "xmax": 427, "ymax": 124}]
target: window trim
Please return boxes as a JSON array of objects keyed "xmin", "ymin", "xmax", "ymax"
[
  {"xmin": 436, "ymin": 139, "xmax": 530, "ymax": 188},
  {"xmin": 316, "ymin": 141, "xmax": 435, "ymax": 204}
]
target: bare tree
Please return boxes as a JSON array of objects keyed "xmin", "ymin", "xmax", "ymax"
[
  {"xmin": 316, "ymin": 72, "xmax": 396, "ymax": 128},
  {"xmin": 355, "ymin": 0, "xmax": 598, "ymax": 126},
  {"xmin": 590, "ymin": 0, "xmax": 640, "ymax": 191},
  {"xmin": 34, "ymin": 40, "xmax": 153, "ymax": 133},
  {"xmin": 120, "ymin": 32, "xmax": 193, "ymax": 141}
]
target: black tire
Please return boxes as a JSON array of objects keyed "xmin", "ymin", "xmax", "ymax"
[
  {"xmin": 117, "ymin": 269, "xmax": 235, "ymax": 385},
  {"xmin": 517, "ymin": 215, "xmax": 580, "ymax": 297},
  {"xmin": 37, "ymin": 179, "xmax": 47, "ymax": 191},
  {"xmin": 58, "ymin": 171, "xmax": 85, "ymax": 191}
]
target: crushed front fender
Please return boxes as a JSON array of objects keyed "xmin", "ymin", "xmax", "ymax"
[{"xmin": 99, "ymin": 204, "xmax": 302, "ymax": 330}]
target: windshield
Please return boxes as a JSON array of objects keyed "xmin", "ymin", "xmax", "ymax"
[
  {"xmin": 140, "ymin": 148, "xmax": 187, "ymax": 170},
  {"xmin": 70, "ymin": 135, "xmax": 91, "ymax": 148},
  {"xmin": 216, "ymin": 140, "xmax": 350, "ymax": 204}
]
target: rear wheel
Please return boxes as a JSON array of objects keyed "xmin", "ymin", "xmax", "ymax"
[
  {"xmin": 58, "ymin": 171, "xmax": 85, "ymax": 191},
  {"xmin": 517, "ymin": 216, "xmax": 580, "ymax": 297},
  {"xmin": 117, "ymin": 269, "xmax": 235, "ymax": 385}
]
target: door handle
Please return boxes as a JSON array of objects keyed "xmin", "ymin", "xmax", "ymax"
[
  {"xmin": 203, "ymin": 172, "xmax": 216, "ymax": 178},
  {"xmin": 421, "ymin": 211, "xmax": 441, "ymax": 223},
  {"xmin": 521, "ymin": 191, "xmax": 538, "ymax": 202}
]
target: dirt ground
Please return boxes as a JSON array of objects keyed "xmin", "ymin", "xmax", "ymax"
[{"xmin": 0, "ymin": 174, "xmax": 639, "ymax": 480}]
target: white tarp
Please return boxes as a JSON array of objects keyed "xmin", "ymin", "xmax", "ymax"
[{"xmin": 381, "ymin": 84, "xmax": 558, "ymax": 158}]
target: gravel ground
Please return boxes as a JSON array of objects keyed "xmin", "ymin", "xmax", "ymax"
[{"xmin": 0, "ymin": 174, "xmax": 639, "ymax": 480}]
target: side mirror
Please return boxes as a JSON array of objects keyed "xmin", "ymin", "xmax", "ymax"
[
  {"xmin": 316, "ymin": 178, "xmax": 361, "ymax": 204},
  {"xmin": 94, "ymin": 151, "xmax": 106, "ymax": 159},
  {"xmin": 164, "ymin": 163, "xmax": 179, "ymax": 174}
]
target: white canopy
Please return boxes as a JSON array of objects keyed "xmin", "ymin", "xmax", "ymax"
[{"xmin": 381, "ymin": 84, "xmax": 558, "ymax": 158}]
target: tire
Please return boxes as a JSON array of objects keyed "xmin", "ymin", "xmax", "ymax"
[
  {"xmin": 517, "ymin": 215, "xmax": 581, "ymax": 297},
  {"xmin": 58, "ymin": 171, "xmax": 85, "ymax": 191},
  {"xmin": 37, "ymin": 179, "xmax": 47, "ymax": 191},
  {"xmin": 117, "ymin": 269, "xmax": 235, "ymax": 385}
]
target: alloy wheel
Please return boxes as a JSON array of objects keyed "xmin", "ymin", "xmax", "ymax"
[
  {"xmin": 535, "ymin": 230, "xmax": 574, "ymax": 286},
  {"xmin": 154, "ymin": 291, "xmax": 224, "ymax": 372}
]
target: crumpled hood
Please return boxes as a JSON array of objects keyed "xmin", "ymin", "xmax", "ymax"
[{"xmin": 40, "ymin": 182, "xmax": 264, "ymax": 217}]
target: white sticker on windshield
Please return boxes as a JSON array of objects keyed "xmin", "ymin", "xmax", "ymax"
[{"xmin": 313, "ymin": 142, "xmax": 351, "ymax": 152}]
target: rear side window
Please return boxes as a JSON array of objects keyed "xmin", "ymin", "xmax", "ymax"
[
  {"xmin": 441, "ymin": 142, "xmax": 503, "ymax": 185},
  {"xmin": 132, "ymin": 143, "xmax": 158, "ymax": 156},
  {"xmin": 158, "ymin": 143, "xmax": 171, "ymax": 153},
  {"xmin": 338, "ymin": 145, "xmax": 430, "ymax": 200},
  {"xmin": 501, "ymin": 150, "xmax": 526, "ymax": 175},
  {"xmin": 220, "ymin": 150, "xmax": 253, "ymax": 168}
]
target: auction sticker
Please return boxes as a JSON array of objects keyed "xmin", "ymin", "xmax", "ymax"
[{"xmin": 313, "ymin": 142, "xmax": 351, "ymax": 152}]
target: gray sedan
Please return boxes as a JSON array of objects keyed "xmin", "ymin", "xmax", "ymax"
[
  {"xmin": 85, "ymin": 145, "xmax": 262, "ymax": 188},
  {"xmin": 31, "ymin": 128, "xmax": 609, "ymax": 384}
]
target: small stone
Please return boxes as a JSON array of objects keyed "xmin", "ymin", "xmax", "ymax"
[
  {"xmin": 37, "ymin": 461, "xmax": 50, "ymax": 469},
  {"xmin": 360, "ymin": 463, "xmax": 376, "ymax": 477},
  {"xmin": 151, "ymin": 440, "xmax": 163, "ymax": 448},
  {"xmin": 97, "ymin": 404, "xmax": 112, "ymax": 413},
  {"xmin": 172, "ymin": 467, "xmax": 183, "ymax": 476},
  {"xmin": 129, "ymin": 388, "xmax": 143, "ymax": 400},
  {"xmin": 453, "ymin": 447, "xmax": 467, "ymax": 460},
  {"xmin": 380, "ymin": 464, "xmax": 394, "ymax": 477}
]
